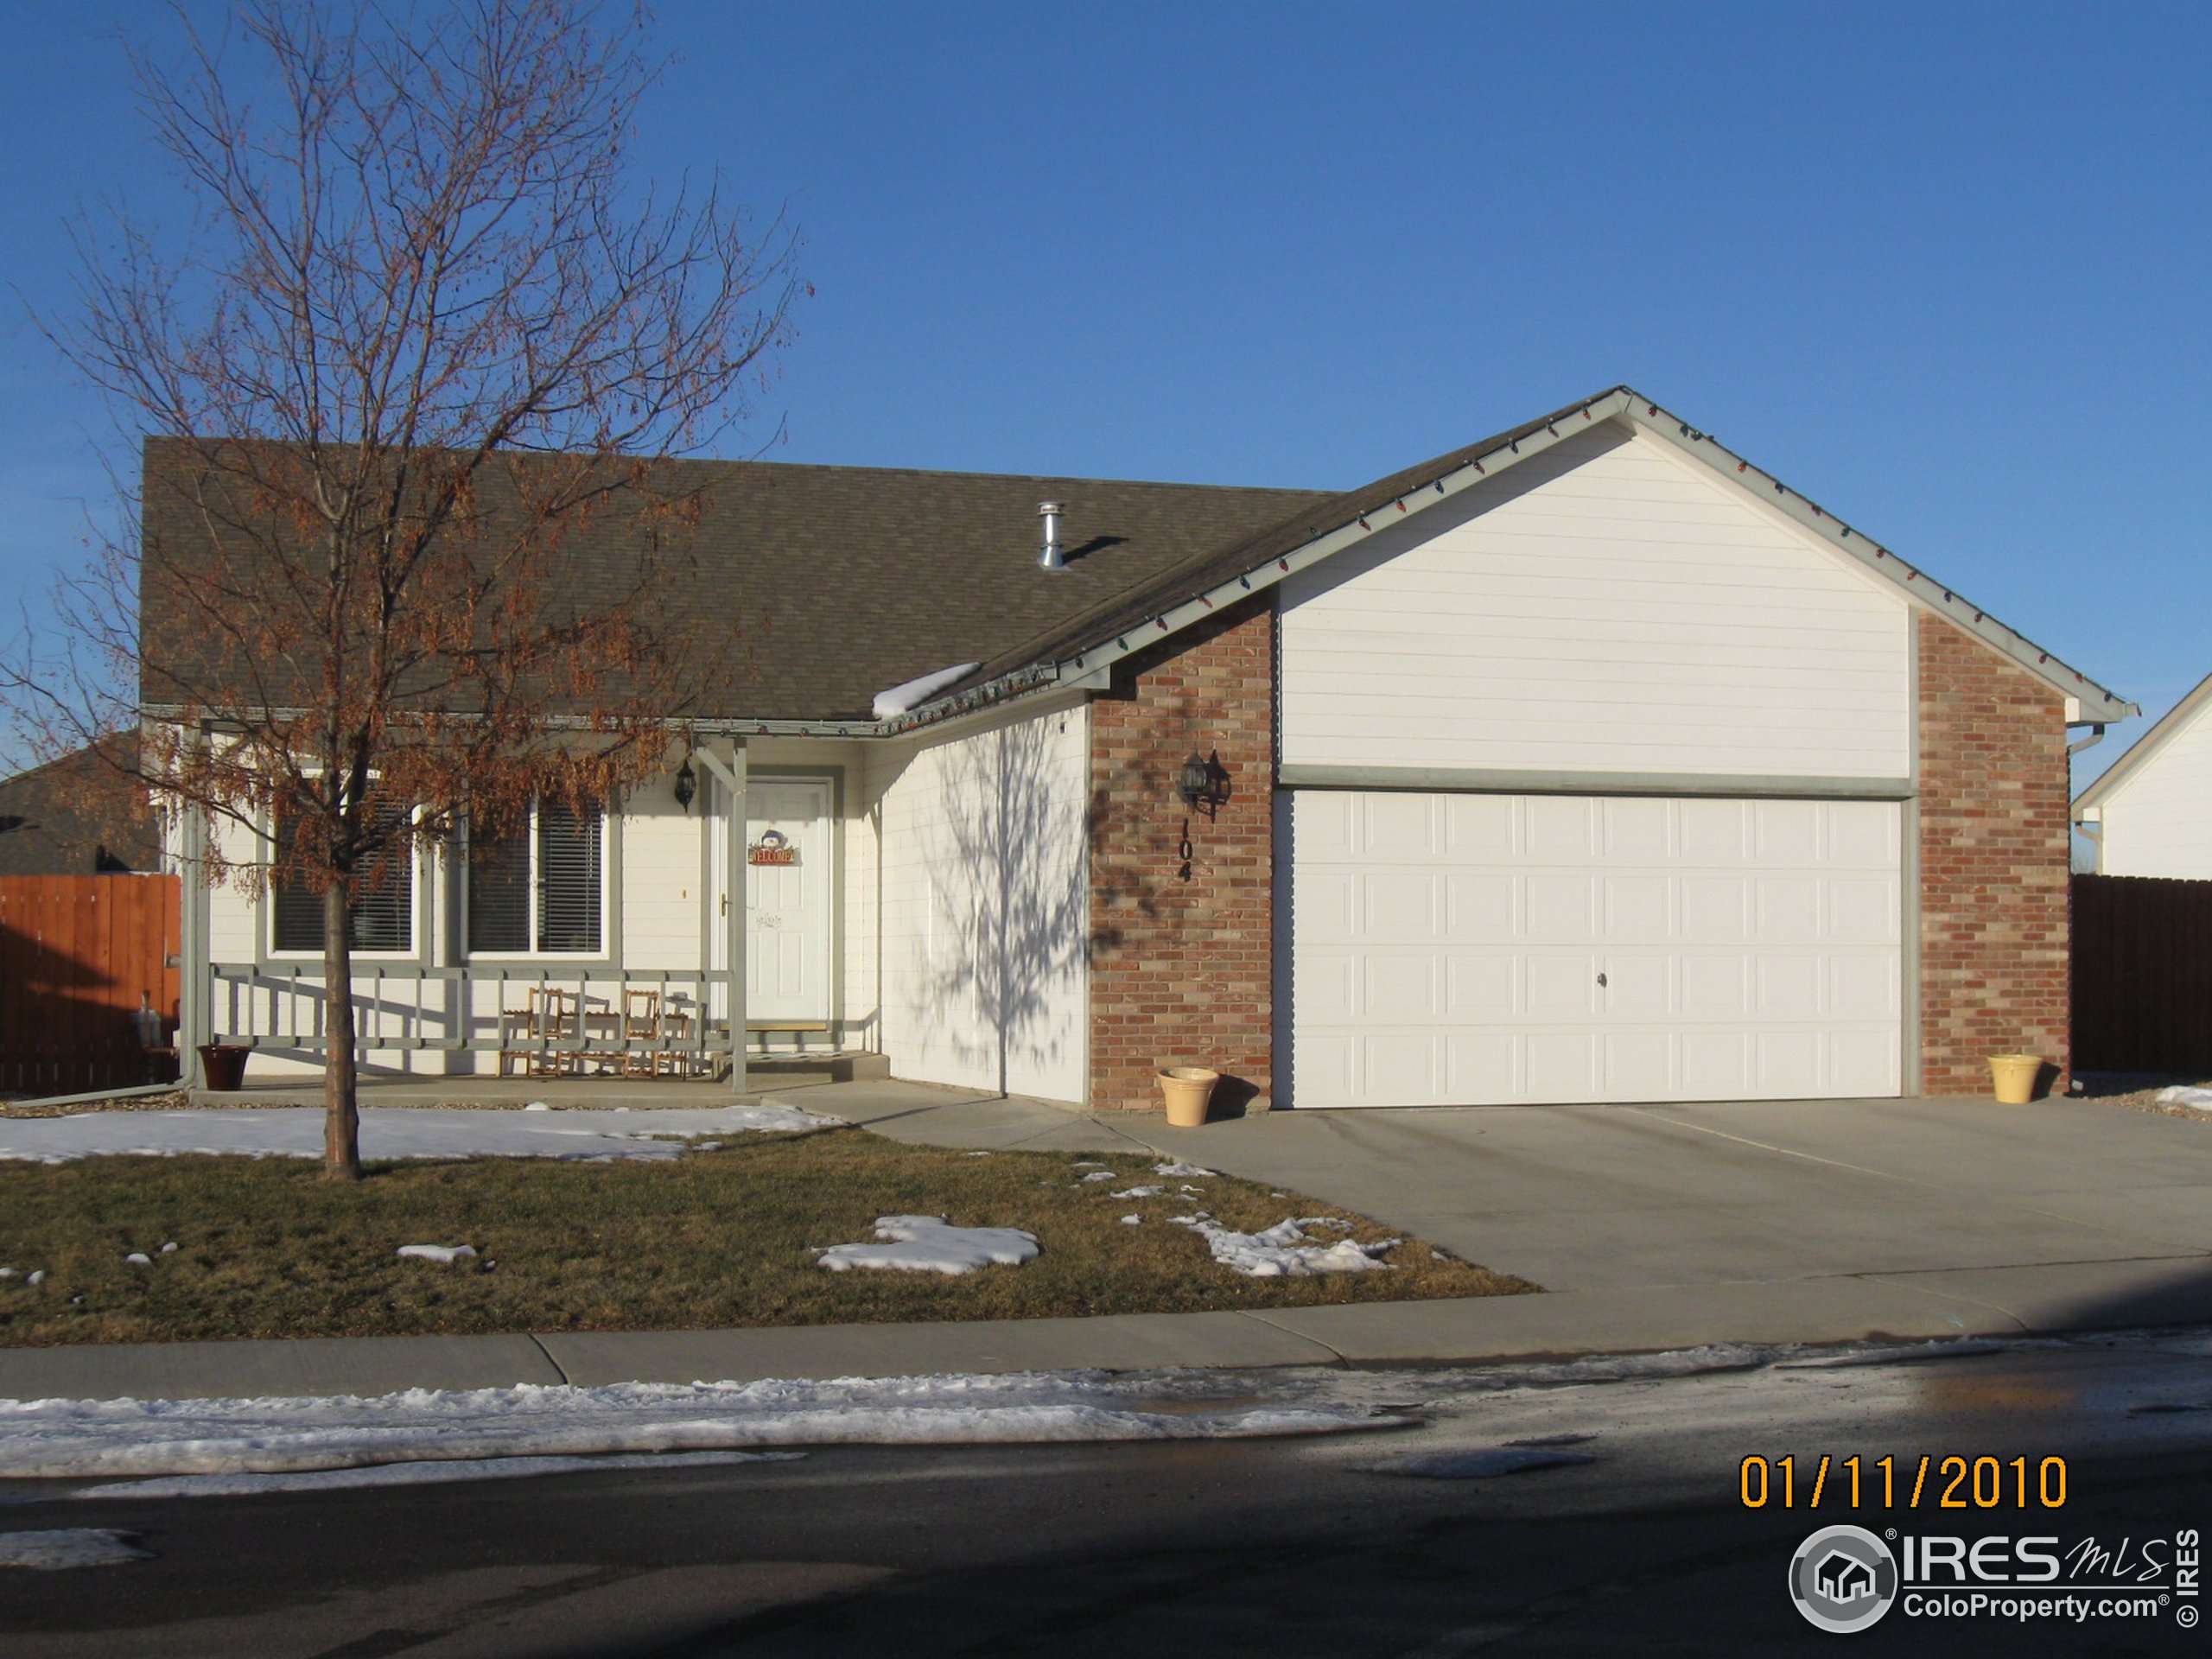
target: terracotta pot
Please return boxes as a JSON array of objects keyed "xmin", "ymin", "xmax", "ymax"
[
  {"xmin": 1987, "ymin": 1053, "xmax": 2042, "ymax": 1105},
  {"xmin": 1157, "ymin": 1066, "xmax": 1218, "ymax": 1128},
  {"xmin": 197, "ymin": 1044, "xmax": 251, "ymax": 1091}
]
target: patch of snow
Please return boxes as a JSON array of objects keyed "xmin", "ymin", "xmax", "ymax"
[
  {"xmin": 1078, "ymin": 1171, "xmax": 1116, "ymax": 1183},
  {"xmin": 396, "ymin": 1244, "xmax": 478, "ymax": 1265},
  {"xmin": 1172, "ymin": 1214, "xmax": 1398, "ymax": 1277},
  {"xmin": 1153, "ymin": 1161, "xmax": 1215, "ymax": 1178},
  {"xmin": 74, "ymin": 1449, "xmax": 800, "ymax": 1499},
  {"xmin": 0, "ymin": 1529, "xmax": 152, "ymax": 1569},
  {"xmin": 2158, "ymin": 1085, "xmax": 2212, "ymax": 1110},
  {"xmin": 963, "ymin": 1150, "xmax": 993, "ymax": 1158},
  {"xmin": 1109, "ymin": 1185, "xmax": 1164, "ymax": 1198},
  {"xmin": 817, "ymin": 1216, "xmax": 1039, "ymax": 1275},
  {"xmin": 0, "ymin": 1372, "xmax": 1401, "ymax": 1478},
  {"xmin": 1120, "ymin": 1215, "xmax": 1143, "ymax": 1225},
  {"xmin": 1373, "ymin": 1446, "xmax": 1596, "ymax": 1480},
  {"xmin": 524, "ymin": 1102, "xmax": 551, "ymax": 1112},
  {"xmin": 872, "ymin": 661, "xmax": 981, "ymax": 720},
  {"xmin": 1774, "ymin": 1339, "xmax": 2012, "ymax": 1370},
  {"xmin": 0, "ymin": 1268, "xmax": 16, "ymax": 1279},
  {"xmin": 124, "ymin": 1253, "xmax": 150, "ymax": 1267},
  {"xmin": 28, "ymin": 1271, "xmax": 45, "ymax": 1286},
  {"xmin": 0, "ymin": 1102, "xmax": 837, "ymax": 1165},
  {"xmin": 159, "ymin": 1243, "xmax": 177, "ymax": 1255}
]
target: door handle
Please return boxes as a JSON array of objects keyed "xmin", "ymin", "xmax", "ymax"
[{"xmin": 1596, "ymin": 972, "xmax": 1608, "ymax": 988}]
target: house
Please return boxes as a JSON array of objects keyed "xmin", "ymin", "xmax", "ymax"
[
  {"xmin": 0, "ymin": 741, "xmax": 161, "ymax": 875},
  {"xmin": 1815, "ymin": 1552, "xmax": 1874, "ymax": 1602},
  {"xmin": 2070, "ymin": 670, "xmax": 2212, "ymax": 877},
  {"xmin": 149, "ymin": 387, "xmax": 2132, "ymax": 1106}
]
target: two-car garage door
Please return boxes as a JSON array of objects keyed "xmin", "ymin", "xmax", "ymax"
[{"xmin": 1285, "ymin": 790, "xmax": 1902, "ymax": 1108}]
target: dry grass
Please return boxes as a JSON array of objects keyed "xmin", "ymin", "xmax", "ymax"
[{"xmin": 0, "ymin": 1131, "xmax": 1533, "ymax": 1346}]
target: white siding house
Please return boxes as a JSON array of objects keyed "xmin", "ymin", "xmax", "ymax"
[{"xmin": 2074, "ymin": 671, "xmax": 2212, "ymax": 877}]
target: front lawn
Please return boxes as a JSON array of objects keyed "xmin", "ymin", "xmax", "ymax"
[{"xmin": 0, "ymin": 1131, "xmax": 1533, "ymax": 1344}]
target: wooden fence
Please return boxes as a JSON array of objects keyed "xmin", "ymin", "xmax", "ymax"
[
  {"xmin": 0, "ymin": 875, "xmax": 181, "ymax": 1094},
  {"xmin": 2071, "ymin": 872, "xmax": 2212, "ymax": 1075}
]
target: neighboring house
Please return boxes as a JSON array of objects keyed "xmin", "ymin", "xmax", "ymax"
[
  {"xmin": 2071, "ymin": 671, "xmax": 2212, "ymax": 877},
  {"xmin": 148, "ymin": 388, "xmax": 2133, "ymax": 1106},
  {"xmin": 0, "ymin": 741, "xmax": 161, "ymax": 875}
]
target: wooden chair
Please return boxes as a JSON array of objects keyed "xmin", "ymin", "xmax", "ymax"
[{"xmin": 621, "ymin": 988, "xmax": 661, "ymax": 1077}]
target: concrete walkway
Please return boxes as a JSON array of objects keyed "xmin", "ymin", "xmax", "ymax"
[{"xmin": 6, "ymin": 1081, "xmax": 2211, "ymax": 1402}]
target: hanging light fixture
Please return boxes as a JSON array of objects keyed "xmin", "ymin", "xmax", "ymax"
[
  {"xmin": 673, "ymin": 755, "xmax": 697, "ymax": 813},
  {"xmin": 1175, "ymin": 750, "xmax": 1229, "ymax": 817}
]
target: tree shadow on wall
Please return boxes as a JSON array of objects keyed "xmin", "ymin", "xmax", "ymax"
[{"xmin": 904, "ymin": 716, "xmax": 1089, "ymax": 1097}]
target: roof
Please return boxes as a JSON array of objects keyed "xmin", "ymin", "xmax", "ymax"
[
  {"xmin": 999, "ymin": 386, "xmax": 2135, "ymax": 728},
  {"xmin": 2072, "ymin": 669, "xmax": 2212, "ymax": 815},
  {"xmin": 0, "ymin": 741, "xmax": 161, "ymax": 875},
  {"xmin": 139, "ymin": 442, "xmax": 1325, "ymax": 723},
  {"xmin": 139, "ymin": 388, "xmax": 2134, "ymax": 732}
]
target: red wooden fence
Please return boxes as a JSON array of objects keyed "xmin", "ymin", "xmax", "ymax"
[
  {"xmin": 0, "ymin": 875, "xmax": 181, "ymax": 1095},
  {"xmin": 2071, "ymin": 872, "xmax": 2212, "ymax": 1076}
]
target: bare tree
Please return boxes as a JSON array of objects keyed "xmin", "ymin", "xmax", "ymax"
[{"xmin": 7, "ymin": 0, "xmax": 798, "ymax": 1176}]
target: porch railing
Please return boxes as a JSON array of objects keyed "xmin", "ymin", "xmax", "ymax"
[{"xmin": 206, "ymin": 963, "xmax": 740, "ymax": 1076}]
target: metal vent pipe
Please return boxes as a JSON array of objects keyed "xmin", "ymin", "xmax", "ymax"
[{"xmin": 1038, "ymin": 501, "xmax": 1066, "ymax": 571}]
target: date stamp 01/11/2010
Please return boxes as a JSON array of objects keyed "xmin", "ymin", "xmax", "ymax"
[{"xmin": 1741, "ymin": 1452, "xmax": 2069, "ymax": 1511}]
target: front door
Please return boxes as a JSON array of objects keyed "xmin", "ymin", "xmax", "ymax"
[{"xmin": 739, "ymin": 779, "xmax": 833, "ymax": 1027}]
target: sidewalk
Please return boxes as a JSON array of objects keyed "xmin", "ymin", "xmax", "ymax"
[{"xmin": 5, "ymin": 1080, "xmax": 2211, "ymax": 1402}]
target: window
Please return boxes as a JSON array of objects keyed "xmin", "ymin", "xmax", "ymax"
[
  {"xmin": 270, "ymin": 797, "xmax": 415, "ymax": 954},
  {"xmin": 467, "ymin": 798, "xmax": 603, "ymax": 955}
]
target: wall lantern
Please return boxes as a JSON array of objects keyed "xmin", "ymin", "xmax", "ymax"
[
  {"xmin": 1175, "ymin": 749, "xmax": 1229, "ymax": 817},
  {"xmin": 673, "ymin": 755, "xmax": 698, "ymax": 814}
]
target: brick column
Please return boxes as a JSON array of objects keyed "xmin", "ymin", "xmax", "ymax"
[
  {"xmin": 1088, "ymin": 601, "xmax": 1274, "ymax": 1112},
  {"xmin": 1916, "ymin": 614, "xmax": 2072, "ymax": 1094}
]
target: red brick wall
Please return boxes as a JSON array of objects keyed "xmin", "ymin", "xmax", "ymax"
[
  {"xmin": 1916, "ymin": 614, "xmax": 2073, "ymax": 1093},
  {"xmin": 1088, "ymin": 601, "xmax": 1274, "ymax": 1112}
]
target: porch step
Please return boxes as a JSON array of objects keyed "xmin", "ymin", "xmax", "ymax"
[{"xmin": 741, "ymin": 1051, "xmax": 891, "ymax": 1085}]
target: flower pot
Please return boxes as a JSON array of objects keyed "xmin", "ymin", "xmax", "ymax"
[
  {"xmin": 1157, "ymin": 1066, "xmax": 1218, "ymax": 1128},
  {"xmin": 1987, "ymin": 1053, "xmax": 2042, "ymax": 1105},
  {"xmin": 197, "ymin": 1043, "xmax": 251, "ymax": 1092}
]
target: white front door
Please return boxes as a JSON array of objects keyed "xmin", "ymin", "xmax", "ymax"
[
  {"xmin": 1286, "ymin": 790, "xmax": 1902, "ymax": 1107},
  {"xmin": 712, "ymin": 778, "xmax": 834, "ymax": 1027}
]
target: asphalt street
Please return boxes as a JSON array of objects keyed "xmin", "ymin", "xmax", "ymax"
[{"xmin": 7, "ymin": 1331, "xmax": 2209, "ymax": 1656}]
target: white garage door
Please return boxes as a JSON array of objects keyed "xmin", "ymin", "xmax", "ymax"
[{"xmin": 1285, "ymin": 791, "xmax": 1902, "ymax": 1107}]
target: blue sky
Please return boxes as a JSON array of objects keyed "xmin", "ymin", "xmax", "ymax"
[{"xmin": 2, "ymin": 2, "xmax": 2206, "ymax": 785}]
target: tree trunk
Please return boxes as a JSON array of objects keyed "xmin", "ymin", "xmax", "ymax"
[{"xmin": 322, "ymin": 883, "xmax": 363, "ymax": 1180}]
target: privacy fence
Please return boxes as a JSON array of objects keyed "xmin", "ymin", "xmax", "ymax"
[
  {"xmin": 2070, "ymin": 872, "xmax": 2212, "ymax": 1076},
  {"xmin": 0, "ymin": 875, "xmax": 181, "ymax": 1095}
]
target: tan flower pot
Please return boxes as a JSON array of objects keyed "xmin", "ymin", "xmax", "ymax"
[
  {"xmin": 1988, "ymin": 1053, "xmax": 2042, "ymax": 1105},
  {"xmin": 1157, "ymin": 1066, "xmax": 1219, "ymax": 1128}
]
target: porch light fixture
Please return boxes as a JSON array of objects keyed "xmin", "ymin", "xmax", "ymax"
[
  {"xmin": 1175, "ymin": 750, "xmax": 1229, "ymax": 817},
  {"xmin": 673, "ymin": 756, "xmax": 697, "ymax": 814}
]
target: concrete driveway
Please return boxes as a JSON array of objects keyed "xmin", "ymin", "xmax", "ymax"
[{"xmin": 784, "ymin": 1081, "xmax": 2212, "ymax": 1352}]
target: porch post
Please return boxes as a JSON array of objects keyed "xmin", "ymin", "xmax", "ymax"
[
  {"xmin": 693, "ymin": 740, "xmax": 748, "ymax": 1093},
  {"xmin": 178, "ymin": 793, "xmax": 210, "ymax": 1088},
  {"xmin": 727, "ymin": 740, "xmax": 747, "ymax": 1095}
]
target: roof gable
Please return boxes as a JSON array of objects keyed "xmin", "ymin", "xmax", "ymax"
[{"xmin": 1037, "ymin": 388, "xmax": 2133, "ymax": 728}]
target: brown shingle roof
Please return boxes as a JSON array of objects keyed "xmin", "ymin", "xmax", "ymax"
[{"xmin": 140, "ymin": 440, "xmax": 1327, "ymax": 722}]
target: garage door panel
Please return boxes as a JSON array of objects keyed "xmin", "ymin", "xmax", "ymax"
[
  {"xmin": 1526, "ymin": 876, "xmax": 1597, "ymax": 938},
  {"xmin": 1527, "ymin": 796, "xmax": 1599, "ymax": 859},
  {"xmin": 1827, "ymin": 877, "xmax": 1899, "ymax": 943},
  {"xmin": 1525, "ymin": 1031, "xmax": 1598, "ymax": 1098},
  {"xmin": 1444, "ymin": 874, "xmax": 1515, "ymax": 936},
  {"xmin": 1287, "ymin": 789, "xmax": 1903, "ymax": 1107},
  {"xmin": 1361, "ymin": 792, "xmax": 1440, "ymax": 858},
  {"xmin": 1681, "ymin": 877, "xmax": 1751, "ymax": 939},
  {"xmin": 1603, "ymin": 797, "xmax": 1673, "ymax": 861},
  {"xmin": 1526, "ymin": 954, "xmax": 1599, "ymax": 1018},
  {"xmin": 1446, "ymin": 955, "xmax": 1516, "ymax": 1020},
  {"xmin": 1363, "ymin": 872, "xmax": 1438, "ymax": 939},
  {"xmin": 1601, "ymin": 954, "xmax": 1670, "ymax": 1019},
  {"xmin": 1604, "ymin": 874, "xmax": 1669, "ymax": 935},
  {"xmin": 1363, "ymin": 953, "xmax": 1440, "ymax": 1020}
]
